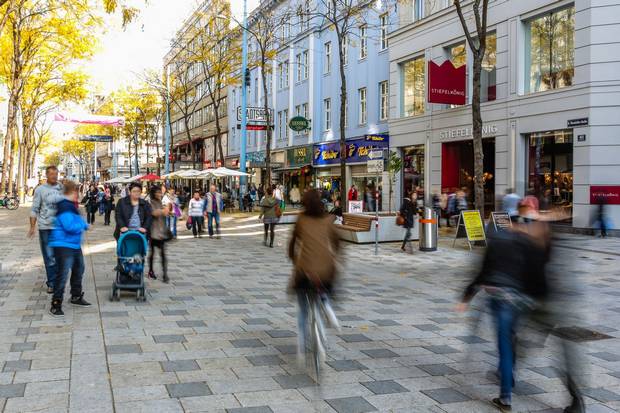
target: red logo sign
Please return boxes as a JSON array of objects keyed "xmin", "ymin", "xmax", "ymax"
[
  {"xmin": 428, "ymin": 61, "xmax": 466, "ymax": 105},
  {"xmin": 590, "ymin": 186, "xmax": 620, "ymax": 205}
]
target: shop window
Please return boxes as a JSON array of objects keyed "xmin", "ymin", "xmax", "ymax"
[
  {"xmin": 402, "ymin": 56, "xmax": 425, "ymax": 117},
  {"xmin": 527, "ymin": 130, "xmax": 573, "ymax": 215},
  {"xmin": 525, "ymin": 6, "xmax": 575, "ymax": 94},
  {"xmin": 481, "ymin": 32, "xmax": 497, "ymax": 102},
  {"xmin": 402, "ymin": 145, "xmax": 425, "ymax": 199}
]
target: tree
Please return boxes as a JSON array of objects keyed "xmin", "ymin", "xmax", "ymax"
[
  {"xmin": 62, "ymin": 139, "xmax": 94, "ymax": 182},
  {"xmin": 454, "ymin": 0, "xmax": 489, "ymax": 215},
  {"xmin": 386, "ymin": 150, "xmax": 402, "ymax": 214}
]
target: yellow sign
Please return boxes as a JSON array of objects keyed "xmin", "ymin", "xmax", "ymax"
[{"xmin": 462, "ymin": 211, "xmax": 486, "ymax": 242}]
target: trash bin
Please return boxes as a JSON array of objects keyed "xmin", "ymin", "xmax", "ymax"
[{"xmin": 419, "ymin": 207, "xmax": 438, "ymax": 251}]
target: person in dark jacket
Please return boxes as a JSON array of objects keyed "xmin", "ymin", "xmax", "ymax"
[
  {"xmin": 399, "ymin": 192, "xmax": 416, "ymax": 253},
  {"xmin": 81, "ymin": 184, "xmax": 99, "ymax": 224},
  {"xmin": 113, "ymin": 182, "xmax": 152, "ymax": 240},
  {"xmin": 49, "ymin": 181, "xmax": 91, "ymax": 317},
  {"xmin": 102, "ymin": 187, "xmax": 115, "ymax": 226}
]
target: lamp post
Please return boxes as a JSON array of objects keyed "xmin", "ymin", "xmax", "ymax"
[
  {"xmin": 164, "ymin": 65, "xmax": 172, "ymax": 175},
  {"xmin": 239, "ymin": 0, "xmax": 248, "ymax": 211}
]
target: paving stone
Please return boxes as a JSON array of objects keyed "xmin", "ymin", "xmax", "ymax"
[
  {"xmin": 153, "ymin": 334, "xmax": 187, "ymax": 344},
  {"xmin": 582, "ymin": 388, "xmax": 620, "ymax": 402},
  {"xmin": 106, "ymin": 344, "xmax": 142, "ymax": 354},
  {"xmin": 243, "ymin": 318, "xmax": 272, "ymax": 325},
  {"xmin": 339, "ymin": 334, "xmax": 371, "ymax": 343},
  {"xmin": 274, "ymin": 345, "xmax": 297, "ymax": 355},
  {"xmin": 421, "ymin": 387, "xmax": 471, "ymax": 404},
  {"xmin": 246, "ymin": 355, "xmax": 284, "ymax": 366},
  {"xmin": 224, "ymin": 308, "xmax": 250, "ymax": 314},
  {"xmin": 160, "ymin": 360, "xmax": 200, "ymax": 372},
  {"xmin": 327, "ymin": 360, "xmax": 369, "ymax": 372},
  {"xmin": 361, "ymin": 349, "xmax": 399, "ymax": 359},
  {"xmin": 273, "ymin": 374, "xmax": 316, "ymax": 389},
  {"xmin": 16, "ymin": 327, "xmax": 40, "ymax": 336},
  {"xmin": 0, "ymin": 383, "xmax": 26, "ymax": 398},
  {"xmin": 422, "ymin": 345, "xmax": 459, "ymax": 354},
  {"xmin": 417, "ymin": 364, "xmax": 459, "ymax": 376},
  {"xmin": 326, "ymin": 396, "xmax": 377, "ymax": 413},
  {"xmin": 176, "ymin": 320, "xmax": 206, "ymax": 328},
  {"xmin": 226, "ymin": 407, "xmax": 274, "ymax": 413},
  {"xmin": 10, "ymin": 342, "xmax": 36, "ymax": 352},
  {"xmin": 3, "ymin": 359, "xmax": 32, "ymax": 372},
  {"xmin": 162, "ymin": 309, "xmax": 188, "ymax": 316},
  {"xmin": 455, "ymin": 335, "xmax": 489, "ymax": 344},
  {"xmin": 529, "ymin": 366, "xmax": 564, "ymax": 378},
  {"xmin": 170, "ymin": 296, "xmax": 194, "ymax": 301},
  {"xmin": 361, "ymin": 380, "xmax": 409, "ymax": 395},
  {"xmin": 231, "ymin": 339, "xmax": 265, "ymax": 348},
  {"xmin": 266, "ymin": 330, "xmax": 296, "ymax": 338},
  {"xmin": 166, "ymin": 381, "xmax": 212, "ymax": 398},
  {"xmin": 513, "ymin": 381, "xmax": 546, "ymax": 395},
  {"xmin": 413, "ymin": 324, "xmax": 442, "ymax": 331},
  {"xmin": 370, "ymin": 319, "xmax": 400, "ymax": 326},
  {"xmin": 590, "ymin": 352, "xmax": 620, "ymax": 362},
  {"xmin": 101, "ymin": 311, "xmax": 128, "ymax": 317}
]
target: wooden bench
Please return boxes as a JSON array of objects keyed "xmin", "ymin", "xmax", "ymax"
[{"xmin": 339, "ymin": 213, "xmax": 374, "ymax": 232}]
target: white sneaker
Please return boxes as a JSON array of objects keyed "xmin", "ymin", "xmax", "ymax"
[{"xmin": 321, "ymin": 298, "xmax": 341, "ymax": 331}]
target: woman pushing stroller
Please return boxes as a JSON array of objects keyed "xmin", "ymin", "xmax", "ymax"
[{"xmin": 114, "ymin": 182, "xmax": 152, "ymax": 239}]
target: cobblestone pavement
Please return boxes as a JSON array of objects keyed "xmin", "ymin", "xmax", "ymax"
[{"xmin": 1, "ymin": 207, "xmax": 620, "ymax": 413}]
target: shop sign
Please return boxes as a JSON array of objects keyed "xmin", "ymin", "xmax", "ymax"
[
  {"xmin": 289, "ymin": 116, "xmax": 310, "ymax": 132},
  {"xmin": 590, "ymin": 186, "xmax": 620, "ymax": 205},
  {"xmin": 225, "ymin": 156, "xmax": 240, "ymax": 169},
  {"xmin": 348, "ymin": 201, "xmax": 363, "ymax": 213},
  {"xmin": 568, "ymin": 118, "xmax": 588, "ymax": 127},
  {"xmin": 78, "ymin": 135, "xmax": 113, "ymax": 142},
  {"xmin": 237, "ymin": 106, "xmax": 272, "ymax": 123},
  {"xmin": 287, "ymin": 146, "xmax": 312, "ymax": 167},
  {"xmin": 313, "ymin": 136, "xmax": 390, "ymax": 166},
  {"xmin": 439, "ymin": 124, "xmax": 498, "ymax": 141},
  {"xmin": 428, "ymin": 60, "xmax": 466, "ymax": 105},
  {"xmin": 577, "ymin": 134, "xmax": 586, "ymax": 142},
  {"xmin": 247, "ymin": 151, "xmax": 265, "ymax": 163}
]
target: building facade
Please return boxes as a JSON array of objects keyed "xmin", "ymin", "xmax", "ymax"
[
  {"xmin": 227, "ymin": 0, "xmax": 397, "ymax": 209},
  {"xmin": 389, "ymin": 0, "xmax": 620, "ymax": 229}
]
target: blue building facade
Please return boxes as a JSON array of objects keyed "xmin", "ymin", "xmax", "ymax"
[{"xmin": 227, "ymin": 0, "xmax": 396, "ymax": 209}]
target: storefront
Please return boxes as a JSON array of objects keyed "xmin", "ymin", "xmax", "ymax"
[
  {"xmin": 312, "ymin": 134, "xmax": 389, "ymax": 210},
  {"xmin": 280, "ymin": 145, "xmax": 313, "ymax": 201},
  {"xmin": 402, "ymin": 145, "xmax": 425, "ymax": 200}
]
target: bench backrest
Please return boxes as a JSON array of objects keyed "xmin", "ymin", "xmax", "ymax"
[{"xmin": 342, "ymin": 213, "xmax": 374, "ymax": 231}]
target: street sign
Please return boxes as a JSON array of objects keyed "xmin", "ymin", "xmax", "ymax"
[
  {"xmin": 567, "ymin": 117, "xmax": 588, "ymax": 127},
  {"xmin": 368, "ymin": 149, "xmax": 384, "ymax": 160},
  {"xmin": 237, "ymin": 106, "xmax": 273, "ymax": 123},
  {"xmin": 289, "ymin": 116, "xmax": 310, "ymax": 132},
  {"xmin": 367, "ymin": 159, "xmax": 383, "ymax": 174},
  {"xmin": 78, "ymin": 135, "xmax": 113, "ymax": 142}
]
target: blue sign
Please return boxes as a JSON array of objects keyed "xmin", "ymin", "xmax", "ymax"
[
  {"xmin": 78, "ymin": 135, "xmax": 113, "ymax": 142},
  {"xmin": 313, "ymin": 135, "xmax": 389, "ymax": 166}
]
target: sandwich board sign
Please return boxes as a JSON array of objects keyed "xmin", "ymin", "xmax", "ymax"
[
  {"xmin": 453, "ymin": 210, "xmax": 487, "ymax": 249},
  {"xmin": 491, "ymin": 212, "xmax": 512, "ymax": 232}
]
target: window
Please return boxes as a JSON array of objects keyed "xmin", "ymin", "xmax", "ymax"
[
  {"xmin": 302, "ymin": 51, "xmax": 309, "ymax": 80},
  {"xmin": 283, "ymin": 60, "xmax": 289, "ymax": 87},
  {"xmin": 358, "ymin": 87, "xmax": 367, "ymax": 125},
  {"xmin": 323, "ymin": 98, "xmax": 331, "ymax": 131},
  {"xmin": 296, "ymin": 53, "xmax": 302, "ymax": 82},
  {"xmin": 277, "ymin": 111, "xmax": 283, "ymax": 140},
  {"xmin": 278, "ymin": 60, "xmax": 289, "ymax": 89},
  {"xmin": 414, "ymin": 0, "xmax": 424, "ymax": 21},
  {"xmin": 380, "ymin": 14, "xmax": 388, "ymax": 50},
  {"xmin": 324, "ymin": 42, "xmax": 331, "ymax": 74},
  {"xmin": 379, "ymin": 81, "xmax": 389, "ymax": 121},
  {"xmin": 281, "ymin": 23, "xmax": 290, "ymax": 40},
  {"xmin": 295, "ymin": 104, "xmax": 301, "ymax": 116},
  {"xmin": 254, "ymin": 77, "xmax": 259, "ymax": 99},
  {"xmin": 525, "ymin": 6, "xmax": 575, "ymax": 94},
  {"xmin": 481, "ymin": 33, "xmax": 497, "ymax": 102},
  {"xmin": 402, "ymin": 56, "xmax": 425, "ymax": 116},
  {"xmin": 302, "ymin": 102, "xmax": 308, "ymax": 120},
  {"xmin": 283, "ymin": 109, "xmax": 289, "ymax": 141},
  {"xmin": 342, "ymin": 35, "xmax": 348, "ymax": 65},
  {"xmin": 359, "ymin": 25, "xmax": 367, "ymax": 59}
]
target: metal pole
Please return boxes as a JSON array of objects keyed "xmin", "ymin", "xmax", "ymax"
[
  {"xmin": 165, "ymin": 66, "xmax": 172, "ymax": 175},
  {"xmin": 239, "ymin": 0, "xmax": 248, "ymax": 211},
  {"xmin": 94, "ymin": 143, "xmax": 98, "ymax": 182},
  {"xmin": 375, "ymin": 171, "xmax": 379, "ymax": 255},
  {"xmin": 133, "ymin": 122, "xmax": 140, "ymax": 176}
]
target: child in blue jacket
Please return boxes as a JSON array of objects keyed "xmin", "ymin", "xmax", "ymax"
[{"xmin": 49, "ymin": 180, "xmax": 91, "ymax": 317}]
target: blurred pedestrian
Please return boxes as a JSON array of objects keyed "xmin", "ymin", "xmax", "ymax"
[
  {"xmin": 203, "ymin": 184, "xmax": 222, "ymax": 239},
  {"xmin": 288, "ymin": 189, "xmax": 341, "ymax": 358},
  {"xmin": 398, "ymin": 191, "xmax": 416, "ymax": 253},
  {"xmin": 188, "ymin": 190, "xmax": 204, "ymax": 238},
  {"xmin": 82, "ymin": 184, "xmax": 99, "ymax": 224},
  {"xmin": 113, "ymin": 182, "xmax": 152, "ymax": 240},
  {"xmin": 29, "ymin": 165, "xmax": 63, "ymax": 294},
  {"xmin": 502, "ymin": 188, "xmax": 521, "ymax": 222},
  {"xmin": 432, "ymin": 191, "xmax": 442, "ymax": 228},
  {"xmin": 49, "ymin": 181, "xmax": 91, "ymax": 317},
  {"xmin": 259, "ymin": 187, "xmax": 279, "ymax": 247},
  {"xmin": 163, "ymin": 187, "xmax": 181, "ymax": 238},
  {"xmin": 592, "ymin": 197, "xmax": 609, "ymax": 238},
  {"xmin": 102, "ymin": 187, "xmax": 114, "ymax": 226},
  {"xmin": 147, "ymin": 186, "xmax": 171, "ymax": 283}
]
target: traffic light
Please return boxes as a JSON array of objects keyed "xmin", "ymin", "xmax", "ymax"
[{"xmin": 244, "ymin": 68, "xmax": 251, "ymax": 87}]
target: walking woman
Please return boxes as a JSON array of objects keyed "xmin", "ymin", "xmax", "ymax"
[
  {"xmin": 147, "ymin": 186, "xmax": 171, "ymax": 283},
  {"xmin": 113, "ymin": 182, "xmax": 152, "ymax": 240},
  {"xmin": 82, "ymin": 184, "xmax": 99, "ymax": 225},
  {"xmin": 259, "ymin": 187, "xmax": 279, "ymax": 247},
  {"xmin": 102, "ymin": 187, "xmax": 115, "ymax": 226},
  {"xmin": 398, "ymin": 191, "xmax": 416, "ymax": 253},
  {"xmin": 188, "ymin": 190, "xmax": 204, "ymax": 238}
]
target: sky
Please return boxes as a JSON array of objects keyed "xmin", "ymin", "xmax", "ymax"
[{"xmin": 83, "ymin": 0, "xmax": 260, "ymax": 95}]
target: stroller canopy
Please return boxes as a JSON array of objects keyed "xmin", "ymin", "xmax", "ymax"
[{"xmin": 117, "ymin": 230, "xmax": 148, "ymax": 258}]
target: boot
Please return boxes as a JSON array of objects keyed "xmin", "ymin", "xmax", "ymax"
[{"xmin": 49, "ymin": 299, "xmax": 64, "ymax": 317}]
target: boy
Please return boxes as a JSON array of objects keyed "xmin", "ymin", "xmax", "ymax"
[{"xmin": 49, "ymin": 180, "xmax": 91, "ymax": 317}]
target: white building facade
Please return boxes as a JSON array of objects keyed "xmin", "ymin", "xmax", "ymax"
[{"xmin": 389, "ymin": 0, "xmax": 620, "ymax": 230}]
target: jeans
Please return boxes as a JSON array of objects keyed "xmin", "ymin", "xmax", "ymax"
[
  {"xmin": 207, "ymin": 212, "xmax": 220, "ymax": 236},
  {"xmin": 166, "ymin": 216, "xmax": 178, "ymax": 237},
  {"xmin": 264, "ymin": 223, "xmax": 275, "ymax": 246},
  {"xmin": 190, "ymin": 216, "xmax": 203, "ymax": 236},
  {"xmin": 490, "ymin": 298, "xmax": 519, "ymax": 405},
  {"xmin": 296, "ymin": 291, "xmax": 309, "ymax": 352},
  {"xmin": 53, "ymin": 247, "xmax": 85, "ymax": 301},
  {"xmin": 148, "ymin": 239, "xmax": 167, "ymax": 278},
  {"xmin": 38, "ymin": 229, "xmax": 56, "ymax": 288},
  {"xmin": 401, "ymin": 227, "xmax": 412, "ymax": 250},
  {"xmin": 86, "ymin": 209, "xmax": 96, "ymax": 224},
  {"xmin": 104, "ymin": 208, "xmax": 112, "ymax": 225}
]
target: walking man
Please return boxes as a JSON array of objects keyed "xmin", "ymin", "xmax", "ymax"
[
  {"xmin": 203, "ymin": 184, "xmax": 222, "ymax": 239},
  {"xmin": 28, "ymin": 165, "xmax": 63, "ymax": 294}
]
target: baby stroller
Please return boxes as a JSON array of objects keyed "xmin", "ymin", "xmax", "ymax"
[{"xmin": 111, "ymin": 230, "xmax": 148, "ymax": 302}]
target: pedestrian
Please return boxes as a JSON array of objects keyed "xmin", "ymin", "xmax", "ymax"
[
  {"xmin": 432, "ymin": 191, "xmax": 442, "ymax": 228},
  {"xmin": 288, "ymin": 189, "xmax": 341, "ymax": 358},
  {"xmin": 29, "ymin": 165, "xmax": 63, "ymax": 294},
  {"xmin": 102, "ymin": 187, "xmax": 115, "ymax": 226},
  {"xmin": 502, "ymin": 188, "xmax": 521, "ymax": 222},
  {"xmin": 188, "ymin": 190, "xmax": 204, "ymax": 238},
  {"xmin": 48, "ymin": 180, "xmax": 91, "ymax": 317},
  {"xmin": 82, "ymin": 184, "xmax": 99, "ymax": 225},
  {"xmin": 257, "ymin": 184, "xmax": 265, "ymax": 202},
  {"xmin": 163, "ymin": 187, "xmax": 181, "ymax": 238},
  {"xmin": 113, "ymin": 182, "xmax": 152, "ymax": 240},
  {"xmin": 203, "ymin": 184, "xmax": 222, "ymax": 239},
  {"xmin": 97, "ymin": 186, "xmax": 105, "ymax": 215},
  {"xmin": 289, "ymin": 185, "xmax": 301, "ymax": 207},
  {"xmin": 398, "ymin": 191, "xmax": 416, "ymax": 253},
  {"xmin": 259, "ymin": 186, "xmax": 279, "ymax": 247},
  {"xmin": 147, "ymin": 186, "xmax": 171, "ymax": 283}
]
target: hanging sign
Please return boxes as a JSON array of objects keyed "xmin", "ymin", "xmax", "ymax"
[
  {"xmin": 428, "ymin": 60, "xmax": 466, "ymax": 105},
  {"xmin": 289, "ymin": 116, "xmax": 310, "ymax": 132},
  {"xmin": 55, "ymin": 113, "xmax": 125, "ymax": 127}
]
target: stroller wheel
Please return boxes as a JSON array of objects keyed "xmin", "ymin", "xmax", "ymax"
[{"xmin": 136, "ymin": 288, "xmax": 145, "ymax": 301}]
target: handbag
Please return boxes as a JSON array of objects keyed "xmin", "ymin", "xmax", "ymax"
[
  {"xmin": 185, "ymin": 215, "xmax": 192, "ymax": 230},
  {"xmin": 275, "ymin": 203, "xmax": 283, "ymax": 218},
  {"xmin": 173, "ymin": 204, "xmax": 182, "ymax": 218},
  {"xmin": 396, "ymin": 213, "xmax": 405, "ymax": 226}
]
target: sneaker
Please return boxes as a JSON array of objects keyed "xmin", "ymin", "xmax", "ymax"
[
  {"xmin": 49, "ymin": 300, "xmax": 64, "ymax": 317},
  {"xmin": 148, "ymin": 270, "xmax": 157, "ymax": 280},
  {"xmin": 70, "ymin": 294, "xmax": 92, "ymax": 307},
  {"xmin": 492, "ymin": 398, "xmax": 512, "ymax": 412},
  {"xmin": 47, "ymin": 286, "xmax": 54, "ymax": 294},
  {"xmin": 163, "ymin": 275, "xmax": 170, "ymax": 284}
]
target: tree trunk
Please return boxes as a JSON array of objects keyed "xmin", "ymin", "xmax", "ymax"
[
  {"xmin": 1, "ymin": 89, "xmax": 18, "ymax": 194},
  {"xmin": 213, "ymin": 107, "xmax": 225, "ymax": 167},
  {"xmin": 184, "ymin": 120, "xmax": 196, "ymax": 170},
  {"xmin": 8, "ymin": 134, "xmax": 17, "ymax": 194},
  {"xmin": 471, "ymin": 53, "xmax": 485, "ymax": 216},
  {"xmin": 261, "ymin": 62, "xmax": 272, "ymax": 188}
]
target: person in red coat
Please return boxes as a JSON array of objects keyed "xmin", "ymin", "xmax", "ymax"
[{"xmin": 347, "ymin": 184, "xmax": 358, "ymax": 201}]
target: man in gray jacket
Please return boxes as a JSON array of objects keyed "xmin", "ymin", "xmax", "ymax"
[
  {"xmin": 203, "ymin": 184, "xmax": 222, "ymax": 239},
  {"xmin": 28, "ymin": 166, "xmax": 63, "ymax": 293}
]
